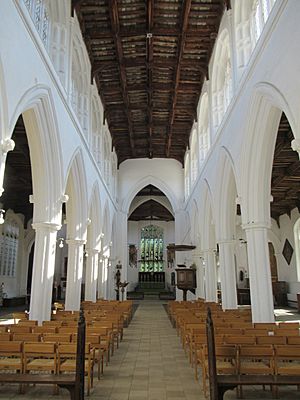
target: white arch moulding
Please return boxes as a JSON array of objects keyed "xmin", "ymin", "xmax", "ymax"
[
  {"xmin": 240, "ymin": 82, "xmax": 296, "ymax": 225},
  {"xmin": 8, "ymin": 84, "xmax": 64, "ymax": 225},
  {"xmin": 122, "ymin": 175, "xmax": 179, "ymax": 216},
  {"xmin": 64, "ymin": 147, "xmax": 89, "ymax": 240},
  {"xmin": 215, "ymin": 146, "xmax": 240, "ymax": 241}
]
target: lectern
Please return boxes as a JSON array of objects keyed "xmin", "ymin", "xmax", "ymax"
[{"xmin": 176, "ymin": 266, "xmax": 196, "ymax": 301}]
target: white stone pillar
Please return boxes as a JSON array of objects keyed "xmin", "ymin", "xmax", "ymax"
[
  {"xmin": 0, "ymin": 138, "xmax": 15, "ymax": 196},
  {"xmin": 244, "ymin": 223, "xmax": 275, "ymax": 322},
  {"xmin": 84, "ymin": 249, "xmax": 99, "ymax": 302},
  {"xmin": 65, "ymin": 239, "xmax": 85, "ymax": 311},
  {"xmin": 97, "ymin": 254, "xmax": 104, "ymax": 299},
  {"xmin": 29, "ymin": 222, "xmax": 60, "ymax": 323},
  {"xmin": 218, "ymin": 240, "xmax": 238, "ymax": 309},
  {"xmin": 203, "ymin": 249, "xmax": 218, "ymax": 302},
  {"xmin": 193, "ymin": 251, "xmax": 205, "ymax": 299}
]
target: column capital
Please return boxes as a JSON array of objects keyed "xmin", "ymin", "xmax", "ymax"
[
  {"xmin": 66, "ymin": 239, "xmax": 86, "ymax": 246},
  {"xmin": 1, "ymin": 138, "xmax": 15, "ymax": 154},
  {"xmin": 217, "ymin": 239, "xmax": 236, "ymax": 245},
  {"xmin": 242, "ymin": 221, "xmax": 271, "ymax": 230},
  {"xmin": 85, "ymin": 248, "xmax": 100, "ymax": 255},
  {"xmin": 32, "ymin": 222, "xmax": 61, "ymax": 232}
]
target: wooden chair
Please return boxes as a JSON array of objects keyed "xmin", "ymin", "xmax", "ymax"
[
  {"xmin": 256, "ymin": 336, "xmax": 286, "ymax": 345},
  {"xmin": 58, "ymin": 327, "xmax": 77, "ymax": 335},
  {"xmin": 0, "ymin": 341, "xmax": 23, "ymax": 373},
  {"xmin": 72, "ymin": 333, "xmax": 104, "ymax": 380},
  {"xmin": 57, "ymin": 343, "xmax": 94, "ymax": 395},
  {"xmin": 287, "ymin": 336, "xmax": 300, "ymax": 345},
  {"xmin": 23, "ymin": 342, "xmax": 57, "ymax": 374},
  {"xmin": 223, "ymin": 335, "xmax": 256, "ymax": 345},
  {"xmin": 274, "ymin": 344, "xmax": 300, "ymax": 397},
  {"xmin": 12, "ymin": 333, "xmax": 41, "ymax": 342},
  {"xmin": 0, "ymin": 326, "xmax": 8, "ymax": 333},
  {"xmin": 278, "ymin": 322, "xmax": 299, "ymax": 330},
  {"xmin": 237, "ymin": 345, "xmax": 275, "ymax": 398},
  {"xmin": 201, "ymin": 344, "xmax": 237, "ymax": 398},
  {"xmin": 9, "ymin": 326, "xmax": 32, "ymax": 334},
  {"xmin": 23, "ymin": 342, "xmax": 58, "ymax": 394},
  {"xmin": 12, "ymin": 312, "xmax": 28, "ymax": 324},
  {"xmin": 274, "ymin": 328, "xmax": 299, "ymax": 337},
  {"xmin": 17, "ymin": 320, "xmax": 38, "ymax": 327},
  {"xmin": 87, "ymin": 327, "xmax": 111, "ymax": 364},
  {"xmin": 42, "ymin": 333, "xmax": 72, "ymax": 343},
  {"xmin": 0, "ymin": 333, "xmax": 12, "ymax": 341},
  {"xmin": 32, "ymin": 326, "xmax": 57, "ymax": 334}
]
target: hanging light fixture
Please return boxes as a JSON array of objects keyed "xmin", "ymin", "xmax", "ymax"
[
  {"xmin": 58, "ymin": 238, "xmax": 64, "ymax": 248},
  {"xmin": 0, "ymin": 209, "xmax": 5, "ymax": 225}
]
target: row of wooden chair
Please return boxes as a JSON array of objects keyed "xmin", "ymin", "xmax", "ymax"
[
  {"xmin": 198, "ymin": 343, "xmax": 300, "ymax": 398},
  {"xmin": 0, "ymin": 341, "xmax": 95, "ymax": 395}
]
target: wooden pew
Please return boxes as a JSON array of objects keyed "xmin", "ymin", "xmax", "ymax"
[
  {"xmin": 0, "ymin": 310, "xmax": 86, "ymax": 400},
  {"xmin": 206, "ymin": 308, "xmax": 300, "ymax": 400}
]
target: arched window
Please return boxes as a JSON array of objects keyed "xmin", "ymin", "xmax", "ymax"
[
  {"xmin": 190, "ymin": 126, "xmax": 198, "ymax": 186},
  {"xmin": 91, "ymin": 94, "xmax": 103, "ymax": 167},
  {"xmin": 0, "ymin": 215, "xmax": 21, "ymax": 277},
  {"xmin": 184, "ymin": 151, "xmax": 191, "ymax": 200},
  {"xmin": 234, "ymin": 0, "xmax": 252, "ymax": 78},
  {"xmin": 140, "ymin": 225, "xmax": 164, "ymax": 272},
  {"xmin": 71, "ymin": 30, "xmax": 90, "ymax": 138},
  {"xmin": 198, "ymin": 93, "xmax": 210, "ymax": 164},
  {"xmin": 250, "ymin": 0, "xmax": 277, "ymax": 48},
  {"xmin": 103, "ymin": 130, "xmax": 110, "ymax": 186},
  {"xmin": 211, "ymin": 30, "xmax": 233, "ymax": 131}
]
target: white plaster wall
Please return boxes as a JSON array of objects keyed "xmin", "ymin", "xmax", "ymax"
[{"xmin": 118, "ymin": 159, "xmax": 184, "ymax": 213}]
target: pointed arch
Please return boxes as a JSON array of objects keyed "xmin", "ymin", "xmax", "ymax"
[
  {"xmin": 0, "ymin": 55, "xmax": 8, "ymax": 136},
  {"xmin": 215, "ymin": 147, "xmax": 239, "ymax": 240},
  {"xmin": 87, "ymin": 181, "xmax": 102, "ymax": 250},
  {"xmin": 200, "ymin": 179, "xmax": 216, "ymax": 250},
  {"xmin": 102, "ymin": 200, "xmax": 111, "ymax": 250},
  {"xmin": 8, "ymin": 85, "xmax": 63, "ymax": 224},
  {"xmin": 240, "ymin": 82, "xmax": 296, "ymax": 225},
  {"xmin": 123, "ymin": 176, "xmax": 178, "ymax": 215},
  {"xmin": 64, "ymin": 148, "xmax": 88, "ymax": 239}
]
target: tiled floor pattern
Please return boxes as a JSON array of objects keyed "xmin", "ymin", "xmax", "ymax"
[{"xmin": 0, "ymin": 300, "xmax": 300, "ymax": 399}]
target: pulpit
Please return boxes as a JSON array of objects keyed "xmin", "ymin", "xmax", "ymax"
[{"xmin": 176, "ymin": 266, "xmax": 196, "ymax": 301}]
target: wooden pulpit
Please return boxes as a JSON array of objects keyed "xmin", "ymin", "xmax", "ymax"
[{"xmin": 176, "ymin": 266, "xmax": 196, "ymax": 301}]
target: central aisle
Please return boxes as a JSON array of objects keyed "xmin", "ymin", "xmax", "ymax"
[{"xmin": 97, "ymin": 299, "xmax": 203, "ymax": 400}]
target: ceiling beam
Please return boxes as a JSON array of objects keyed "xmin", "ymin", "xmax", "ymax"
[
  {"xmin": 147, "ymin": 0, "xmax": 154, "ymax": 158},
  {"xmin": 166, "ymin": 0, "xmax": 192, "ymax": 157},
  {"xmin": 108, "ymin": 0, "xmax": 136, "ymax": 156}
]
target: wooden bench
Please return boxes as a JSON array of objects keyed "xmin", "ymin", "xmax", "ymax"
[
  {"xmin": 0, "ymin": 310, "xmax": 86, "ymax": 400},
  {"xmin": 206, "ymin": 308, "xmax": 300, "ymax": 400}
]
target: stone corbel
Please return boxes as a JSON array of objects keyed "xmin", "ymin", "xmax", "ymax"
[{"xmin": 1, "ymin": 138, "xmax": 15, "ymax": 155}]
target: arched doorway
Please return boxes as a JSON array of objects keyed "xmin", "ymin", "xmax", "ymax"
[{"xmin": 127, "ymin": 184, "xmax": 175, "ymax": 298}]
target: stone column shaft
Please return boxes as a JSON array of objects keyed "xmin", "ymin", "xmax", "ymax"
[
  {"xmin": 65, "ymin": 239, "xmax": 85, "ymax": 311},
  {"xmin": 218, "ymin": 240, "xmax": 238, "ymax": 309},
  {"xmin": 85, "ymin": 249, "xmax": 99, "ymax": 302},
  {"xmin": 244, "ymin": 223, "xmax": 274, "ymax": 322},
  {"xmin": 204, "ymin": 249, "xmax": 218, "ymax": 302},
  {"xmin": 29, "ymin": 222, "xmax": 60, "ymax": 323}
]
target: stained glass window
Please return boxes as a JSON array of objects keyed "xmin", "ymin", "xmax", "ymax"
[{"xmin": 140, "ymin": 225, "xmax": 164, "ymax": 272}]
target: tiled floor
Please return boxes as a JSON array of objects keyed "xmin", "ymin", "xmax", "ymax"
[{"xmin": 0, "ymin": 300, "xmax": 300, "ymax": 399}]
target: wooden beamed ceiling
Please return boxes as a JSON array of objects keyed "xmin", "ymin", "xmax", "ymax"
[
  {"xmin": 129, "ymin": 199, "xmax": 174, "ymax": 221},
  {"xmin": 271, "ymin": 113, "xmax": 300, "ymax": 224},
  {"xmin": 72, "ymin": 0, "xmax": 227, "ymax": 165}
]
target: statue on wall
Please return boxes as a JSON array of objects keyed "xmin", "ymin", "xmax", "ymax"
[{"xmin": 128, "ymin": 244, "xmax": 137, "ymax": 267}]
